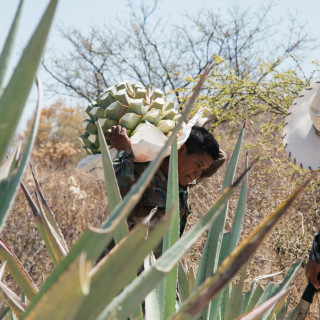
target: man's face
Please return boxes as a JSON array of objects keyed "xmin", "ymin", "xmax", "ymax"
[{"xmin": 177, "ymin": 144, "xmax": 213, "ymax": 186}]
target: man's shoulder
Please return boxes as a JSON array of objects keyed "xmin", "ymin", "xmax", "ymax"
[{"xmin": 134, "ymin": 162, "xmax": 167, "ymax": 183}]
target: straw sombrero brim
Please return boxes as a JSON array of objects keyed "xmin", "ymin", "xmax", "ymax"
[{"xmin": 283, "ymin": 82, "xmax": 320, "ymax": 170}]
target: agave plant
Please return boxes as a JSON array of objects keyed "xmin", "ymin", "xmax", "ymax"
[
  {"xmin": 0, "ymin": 0, "xmax": 58, "ymax": 317},
  {"xmin": 0, "ymin": 0, "xmax": 58, "ymax": 231},
  {"xmin": 0, "ymin": 112, "xmax": 306, "ymax": 320},
  {"xmin": 0, "ymin": 1, "xmax": 307, "ymax": 319}
]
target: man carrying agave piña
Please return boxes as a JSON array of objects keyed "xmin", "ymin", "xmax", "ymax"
[
  {"xmin": 77, "ymin": 81, "xmax": 225, "ymax": 255},
  {"xmin": 106, "ymin": 124, "xmax": 225, "ymax": 238}
]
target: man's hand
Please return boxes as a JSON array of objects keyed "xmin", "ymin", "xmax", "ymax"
[
  {"xmin": 306, "ymin": 259, "xmax": 320, "ymax": 290},
  {"xmin": 106, "ymin": 125, "xmax": 131, "ymax": 151}
]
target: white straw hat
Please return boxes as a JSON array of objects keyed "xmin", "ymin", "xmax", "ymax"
[{"xmin": 283, "ymin": 81, "xmax": 320, "ymax": 170}]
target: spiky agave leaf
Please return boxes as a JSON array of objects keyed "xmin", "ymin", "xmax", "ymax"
[
  {"xmin": 0, "ymin": 263, "xmax": 26, "ymax": 318},
  {"xmin": 170, "ymin": 182, "xmax": 307, "ymax": 320},
  {"xmin": 20, "ymin": 253, "xmax": 91, "ymax": 320},
  {"xmin": 177, "ymin": 262, "xmax": 192, "ymax": 304},
  {"xmin": 141, "ymin": 138, "xmax": 180, "ymax": 320},
  {"xmin": 0, "ymin": 0, "xmax": 24, "ymax": 89},
  {"xmin": 195, "ymin": 123, "xmax": 245, "ymax": 320},
  {"xmin": 0, "ymin": 143, "xmax": 21, "ymax": 181},
  {"xmin": 223, "ymin": 263, "xmax": 248, "ymax": 320},
  {"xmin": 257, "ymin": 259, "xmax": 303, "ymax": 320},
  {"xmin": 0, "ymin": 0, "xmax": 58, "ymax": 232},
  {"xmin": 20, "ymin": 181, "xmax": 68, "ymax": 264},
  {"xmin": 236, "ymin": 287, "xmax": 292, "ymax": 320},
  {"xmin": 0, "ymin": 76, "xmax": 42, "ymax": 232},
  {"xmin": 145, "ymin": 253, "xmax": 163, "ymax": 320},
  {"xmin": 20, "ymin": 181, "xmax": 58, "ymax": 265},
  {"xmin": 213, "ymin": 151, "xmax": 249, "ymax": 320},
  {"xmin": 162, "ymin": 139, "xmax": 180, "ymax": 318},
  {"xmin": 0, "ymin": 303, "xmax": 10, "ymax": 319},
  {"xmin": 29, "ymin": 165, "xmax": 68, "ymax": 251},
  {"xmin": 33, "ymin": 190, "xmax": 68, "ymax": 263},
  {"xmin": 0, "ymin": 240, "xmax": 38, "ymax": 300},
  {"xmin": 96, "ymin": 118, "xmax": 128, "ymax": 244},
  {"xmin": 0, "ymin": 0, "xmax": 58, "ymax": 164}
]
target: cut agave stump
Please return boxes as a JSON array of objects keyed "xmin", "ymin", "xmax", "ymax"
[{"xmin": 79, "ymin": 81, "xmax": 181, "ymax": 155}]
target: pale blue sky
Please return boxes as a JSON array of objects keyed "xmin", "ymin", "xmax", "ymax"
[{"xmin": 1, "ymin": 0, "xmax": 320, "ymax": 127}]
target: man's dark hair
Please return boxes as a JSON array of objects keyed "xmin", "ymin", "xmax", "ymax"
[{"xmin": 185, "ymin": 126, "xmax": 220, "ymax": 160}]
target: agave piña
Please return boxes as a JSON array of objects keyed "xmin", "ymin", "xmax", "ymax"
[{"xmin": 80, "ymin": 81, "xmax": 182, "ymax": 155}]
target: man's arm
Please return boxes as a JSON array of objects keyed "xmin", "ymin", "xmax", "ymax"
[
  {"xmin": 306, "ymin": 229, "xmax": 320, "ymax": 290},
  {"xmin": 107, "ymin": 126, "xmax": 135, "ymax": 197}
]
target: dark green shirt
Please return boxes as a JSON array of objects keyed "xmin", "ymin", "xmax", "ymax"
[{"xmin": 113, "ymin": 150, "xmax": 191, "ymax": 235}]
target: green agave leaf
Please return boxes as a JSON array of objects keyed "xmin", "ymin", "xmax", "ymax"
[
  {"xmin": 96, "ymin": 170, "xmax": 247, "ymax": 320},
  {"xmin": 30, "ymin": 166, "xmax": 68, "ymax": 251},
  {"xmin": 145, "ymin": 253, "xmax": 163, "ymax": 320},
  {"xmin": 216, "ymin": 154, "xmax": 248, "ymax": 320},
  {"xmin": 220, "ymin": 282, "xmax": 231, "ymax": 319},
  {"xmin": 221, "ymin": 152, "xmax": 248, "ymax": 262},
  {"xmin": 23, "ymin": 253, "xmax": 91, "ymax": 320},
  {"xmin": 194, "ymin": 124, "xmax": 245, "ymax": 290},
  {"xmin": 0, "ymin": 263, "xmax": 26, "ymax": 318},
  {"xmin": 243, "ymin": 282, "xmax": 264, "ymax": 314},
  {"xmin": 178, "ymin": 262, "xmax": 191, "ymax": 304},
  {"xmin": 73, "ymin": 206, "xmax": 174, "ymax": 320},
  {"xmin": 242, "ymin": 291, "xmax": 251, "ymax": 315},
  {"xmin": 215, "ymin": 151, "xmax": 248, "ymax": 320},
  {"xmin": 0, "ymin": 0, "xmax": 24, "ymax": 89},
  {"xmin": 187, "ymin": 265, "xmax": 196, "ymax": 295},
  {"xmin": 0, "ymin": 282, "xmax": 26, "ymax": 318},
  {"xmin": 266, "ymin": 297, "xmax": 289, "ymax": 320},
  {"xmin": 224, "ymin": 264, "xmax": 248, "ymax": 320},
  {"xmin": 22, "ymin": 292, "xmax": 27, "ymax": 306},
  {"xmin": 0, "ymin": 304, "xmax": 10, "ymax": 319},
  {"xmin": 0, "ymin": 240, "xmax": 38, "ymax": 300},
  {"xmin": 236, "ymin": 287, "xmax": 292, "ymax": 320},
  {"xmin": 20, "ymin": 182, "xmax": 58, "ymax": 265},
  {"xmin": 196, "ymin": 125, "xmax": 245, "ymax": 320},
  {"xmin": 0, "ymin": 143, "xmax": 21, "ymax": 180},
  {"xmin": 259, "ymin": 259, "xmax": 303, "ymax": 320},
  {"xmin": 21, "ymin": 63, "xmax": 211, "ymax": 319},
  {"xmin": 96, "ymin": 118, "xmax": 128, "ymax": 243},
  {"xmin": 0, "ymin": 0, "xmax": 58, "ymax": 164},
  {"xmin": 130, "ymin": 307, "xmax": 144, "ymax": 320},
  {"xmin": 33, "ymin": 190, "xmax": 68, "ymax": 263},
  {"xmin": 170, "ymin": 182, "xmax": 306, "ymax": 320},
  {"xmin": 145, "ymin": 265, "xmax": 164, "ymax": 320},
  {"xmin": 6, "ymin": 309, "xmax": 14, "ymax": 320},
  {"xmin": 218, "ymin": 232, "xmax": 231, "ymax": 272},
  {"xmin": 162, "ymin": 139, "xmax": 179, "ymax": 319},
  {"xmin": 20, "ymin": 228, "xmax": 113, "ymax": 319},
  {"xmin": 0, "ymin": 77, "xmax": 42, "ymax": 232}
]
